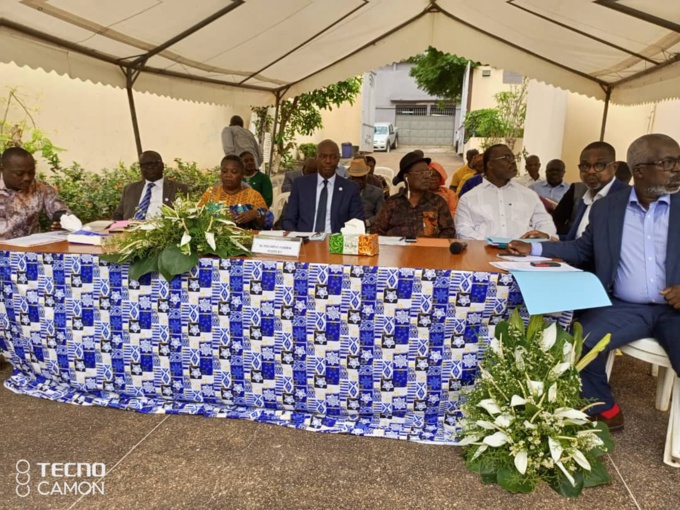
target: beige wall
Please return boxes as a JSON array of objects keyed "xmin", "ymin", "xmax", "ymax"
[
  {"xmin": 469, "ymin": 66, "xmax": 514, "ymax": 111},
  {"xmin": 0, "ymin": 62, "xmax": 253, "ymax": 172},
  {"xmin": 294, "ymin": 96, "xmax": 363, "ymax": 154}
]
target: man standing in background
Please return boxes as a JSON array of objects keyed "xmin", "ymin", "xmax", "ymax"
[
  {"xmin": 221, "ymin": 115, "xmax": 263, "ymax": 167},
  {"xmin": 515, "ymin": 154, "xmax": 543, "ymax": 187}
]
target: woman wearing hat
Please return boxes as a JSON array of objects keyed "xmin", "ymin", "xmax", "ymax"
[{"xmin": 371, "ymin": 152, "xmax": 456, "ymax": 238}]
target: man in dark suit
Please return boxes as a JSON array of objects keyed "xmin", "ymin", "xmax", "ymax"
[
  {"xmin": 557, "ymin": 142, "xmax": 628, "ymax": 240},
  {"xmin": 281, "ymin": 157, "xmax": 317, "ymax": 193},
  {"xmin": 508, "ymin": 133, "xmax": 680, "ymax": 431},
  {"xmin": 282, "ymin": 139, "xmax": 364, "ymax": 233},
  {"xmin": 113, "ymin": 151, "xmax": 189, "ymax": 220}
]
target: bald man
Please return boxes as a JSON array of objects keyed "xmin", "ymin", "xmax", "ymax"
[
  {"xmin": 113, "ymin": 151, "xmax": 189, "ymax": 220},
  {"xmin": 507, "ymin": 133, "xmax": 680, "ymax": 431},
  {"xmin": 282, "ymin": 139, "xmax": 364, "ymax": 233}
]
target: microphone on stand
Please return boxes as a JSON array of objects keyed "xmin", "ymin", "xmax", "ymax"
[{"xmin": 449, "ymin": 241, "xmax": 468, "ymax": 255}]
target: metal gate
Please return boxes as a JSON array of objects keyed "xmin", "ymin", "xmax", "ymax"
[{"xmin": 395, "ymin": 104, "xmax": 456, "ymax": 146}]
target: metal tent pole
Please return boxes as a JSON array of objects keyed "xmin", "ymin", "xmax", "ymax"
[
  {"xmin": 267, "ymin": 90, "xmax": 282, "ymax": 176},
  {"xmin": 124, "ymin": 67, "xmax": 143, "ymax": 155},
  {"xmin": 599, "ymin": 86, "xmax": 612, "ymax": 141}
]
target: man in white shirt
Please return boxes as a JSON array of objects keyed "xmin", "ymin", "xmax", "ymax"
[
  {"xmin": 455, "ymin": 144, "xmax": 556, "ymax": 240},
  {"xmin": 561, "ymin": 141, "xmax": 629, "ymax": 240},
  {"xmin": 514, "ymin": 154, "xmax": 543, "ymax": 187}
]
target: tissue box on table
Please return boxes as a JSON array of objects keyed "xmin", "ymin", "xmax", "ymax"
[{"xmin": 328, "ymin": 233, "xmax": 379, "ymax": 255}]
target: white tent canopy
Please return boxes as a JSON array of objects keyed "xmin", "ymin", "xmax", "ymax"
[{"xmin": 1, "ymin": 0, "xmax": 679, "ymax": 109}]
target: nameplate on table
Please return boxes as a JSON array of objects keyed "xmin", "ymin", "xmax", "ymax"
[{"xmin": 252, "ymin": 235, "xmax": 302, "ymax": 257}]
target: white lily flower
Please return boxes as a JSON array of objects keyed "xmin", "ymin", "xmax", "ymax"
[
  {"xmin": 556, "ymin": 460, "xmax": 576, "ymax": 486},
  {"xmin": 494, "ymin": 414, "xmax": 514, "ymax": 428},
  {"xmin": 489, "ymin": 338, "xmax": 503, "ymax": 357},
  {"xmin": 476, "ymin": 420, "xmax": 496, "ymax": 430},
  {"xmin": 479, "ymin": 367, "xmax": 494, "ymax": 381},
  {"xmin": 477, "ymin": 399, "xmax": 502, "ymax": 416},
  {"xmin": 180, "ymin": 231, "xmax": 192, "ymax": 246},
  {"xmin": 470, "ymin": 444, "xmax": 488, "ymax": 462},
  {"xmin": 548, "ymin": 437, "xmax": 563, "ymax": 462},
  {"xmin": 562, "ymin": 341, "xmax": 573, "ymax": 362},
  {"xmin": 527, "ymin": 380, "xmax": 544, "ymax": 397},
  {"xmin": 205, "ymin": 231, "xmax": 216, "ymax": 251},
  {"xmin": 555, "ymin": 407, "xmax": 589, "ymax": 421},
  {"xmin": 539, "ymin": 323, "xmax": 557, "ymax": 351},
  {"xmin": 548, "ymin": 383, "xmax": 557, "ymax": 403},
  {"xmin": 510, "ymin": 395, "xmax": 527, "ymax": 407},
  {"xmin": 572, "ymin": 449, "xmax": 592, "ymax": 471},
  {"xmin": 483, "ymin": 431, "xmax": 510, "ymax": 447},
  {"xmin": 514, "ymin": 348, "xmax": 525, "ymax": 370},
  {"xmin": 523, "ymin": 420, "xmax": 537, "ymax": 430},
  {"xmin": 138, "ymin": 223, "xmax": 156, "ymax": 231},
  {"xmin": 457, "ymin": 435, "xmax": 480, "ymax": 446},
  {"xmin": 514, "ymin": 450, "xmax": 528, "ymax": 475},
  {"xmin": 550, "ymin": 362, "xmax": 572, "ymax": 379}
]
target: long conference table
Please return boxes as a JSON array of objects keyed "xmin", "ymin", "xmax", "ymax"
[{"xmin": 0, "ymin": 238, "xmax": 571, "ymax": 444}]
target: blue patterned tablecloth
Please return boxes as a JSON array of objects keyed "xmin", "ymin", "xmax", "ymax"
[{"xmin": 0, "ymin": 251, "xmax": 571, "ymax": 443}]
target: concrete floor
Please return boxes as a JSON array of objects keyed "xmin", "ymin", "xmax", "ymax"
[{"xmin": 1, "ymin": 353, "xmax": 679, "ymax": 510}]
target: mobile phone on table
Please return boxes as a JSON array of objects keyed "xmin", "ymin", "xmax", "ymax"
[
  {"xmin": 404, "ymin": 237, "xmax": 417, "ymax": 243},
  {"xmin": 530, "ymin": 262, "xmax": 561, "ymax": 267}
]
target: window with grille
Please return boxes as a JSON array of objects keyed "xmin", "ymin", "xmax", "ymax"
[
  {"xmin": 396, "ymin": 105, "xmax": 427, "ymax": 116},
  {"xmin": 430, "ymin": 105, "xmax": 456, "ymax": 116}
]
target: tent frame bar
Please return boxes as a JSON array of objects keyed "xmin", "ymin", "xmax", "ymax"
[
  {"xmin": 594, "ymin": 1, "xmax": 680, "ymax": 34},
  {"xmin": 122, "ymin": 67, "xmax": 143, "ymax": 156},
  {"xmin": 600, "ymin": 86, "xmax": 612, "ymax": 141},
  {"xmin": 507, "ymin": 1, "xmax": 659, "ymax": 65}
]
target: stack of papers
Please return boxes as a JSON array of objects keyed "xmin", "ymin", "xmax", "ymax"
[
  {"xmin": 486, "ymin": 236, "xmax": 551, "ymax": 248},
  {"xmin": 378, "ymin": 236, "xmax": 409, "ymax": 246},
  {"xmin": 490, "ymin": 261, "xmax": 582, "ymax": 272},
  {"xmin": 0, "ymin": 232, "xmax": 69, "ymax": 247},
  {"xmin": 67, "ymin": 230, "xmax": 108, "ymax": 246},
  {"xmin": 287, "ymin": 232, "xmax": 327, "ymax": 241}
]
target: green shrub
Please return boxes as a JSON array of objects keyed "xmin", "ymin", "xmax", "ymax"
[
  {"xmin": 298, "ymin": 143, "xmax": 317, "ymax": 160},
  {"xmin": 463, "ymin": 109, "xmax": 508, "ymax": 142}
]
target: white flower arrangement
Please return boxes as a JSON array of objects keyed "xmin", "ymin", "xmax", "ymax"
[{"xmin": 459, "ymin": 310, "xmax": 613, "ymax": 497}]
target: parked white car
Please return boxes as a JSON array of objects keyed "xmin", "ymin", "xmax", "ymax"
[{"xmin": 373, "ymin": 123, "xmax": 398, "ymax": 152}]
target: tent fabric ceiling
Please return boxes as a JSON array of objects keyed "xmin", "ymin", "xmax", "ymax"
[{"xmin": 0, "ymin": 0, "xmax": 678, "ymax": 107}]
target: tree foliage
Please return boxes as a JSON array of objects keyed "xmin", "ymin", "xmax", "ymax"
[
  {"xmin": 253, "ymin": 77, "xmax": 362, "ymax": 172},
  {"xmin": 408, "ymin": 47, "xmax": 476, "ymax": 103}
]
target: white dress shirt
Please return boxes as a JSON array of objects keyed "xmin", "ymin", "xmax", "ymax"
[
  {"xmin": 575, "ymin": 178, "xmax": 616, "ymax": 238},
  {"xmin": 514, "ymin": 174, "xmax": 542, "ymax": 188},
  {"xmin": 455, "ymin": 179, "xmax": 556, "ymax": 240},
  {"xmin": 138, "ymin": 178, "xmax": 164, "ymax": 218},
  {"xmin": 314, "ymin": 174, "xmax": 336, "ymax": 233}
]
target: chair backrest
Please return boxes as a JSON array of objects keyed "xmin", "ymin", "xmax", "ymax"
[
  {"xmin": 271, "ymin": 191, "xmax": 290, "ymax": 222},
  {"xmin": 374, "ymin": 166, "xmax": 395, "ymax": 181},
  {"xmin": 270, "ymin": 173, "xmax": 285, "ymax": 190}
]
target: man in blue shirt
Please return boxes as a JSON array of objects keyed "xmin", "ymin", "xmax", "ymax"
[
  {"xmin": 507, "ymin": 133, "xmax": 680, "ymax": 432},
  {"xmin": 530, "ymin": 159, "xmax": 570, "ymax": 203}
]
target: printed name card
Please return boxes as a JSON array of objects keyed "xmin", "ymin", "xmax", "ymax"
[{"xmin": 251, "ymin": 235, "xmax": 302, "ymax": 257}]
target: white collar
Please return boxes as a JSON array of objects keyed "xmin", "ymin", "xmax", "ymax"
[
  {"xmin": 317, "ymin": 173, "xmax": 336, "ymax": 186},
  {"xmin": 145, "ymin": 178, "xmax": 163, "ymax": 187},
  {"xmin": 583, "ymin": 178, "xmax": 615, "ymax": 205}
]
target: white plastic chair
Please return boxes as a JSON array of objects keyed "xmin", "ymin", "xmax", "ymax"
[
  {"xmin": 374, "ymin": 166, "xmax": 395, "ymax": 182},
  {"xmin": 606, "ymin": 338, "xmax": 680, "ymax": 467},
  {"xmin": 270, "ymin": 191, "xmax": 290, "ymax": 223}
]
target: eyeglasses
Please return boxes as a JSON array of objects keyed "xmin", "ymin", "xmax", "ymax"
[
  {"xmin": 636, "ymin": 157, "xmax": 680, "ymax": 171},
  {"xmin": 140, "ymin": 161, "xmax": 162, "ymax": 168},
  {"xmin": 491, "ymin": 155, "xmax": 519, "ymax": 162},
  {"xmin": 578, "ymin": 161, "xmax": 613, "ymax": 173},
  {"xmin": 409, "ymin": 170, "xmax": 437, "ymax": 178}
]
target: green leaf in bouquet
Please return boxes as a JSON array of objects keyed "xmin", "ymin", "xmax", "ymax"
[
  {"xmin": 575, "ymin": 334, "xmax": 611, "ymax": 371},
  {"xmin": 496, "ymin": 465, "xmax": 535, "ymax": 493},
  {"xmin": 583, "ymin": 458, "xmax": 611, "ymax": 487},
  {"xmin": 158, "ymin": 244, "xmax": 199, "ymax": 281},
  {"xmin": 128, "ymin": 253, "xmax": 160, "ymax": 281},
  {"xmin": 548, "ymin": 468, "xmax": 584, "ymax": 498},
  {"xmin": 508, "ymin": 308, "xmax": 525, "ymax": 335},
  {"xmin": 99, "ymin": 252, "xmax": 127, "ymax": 264},
  {"xmin": 494, "ymin": 320, "xmax": 510, "ymax": 343},
  {"xmin": 466, "ymin": 455, "xmax": 498, "ymax": 484},
  {"xmin": 590, "ymin": 421, "xmax": 615, "ymax": 455},
  {"xmin": 572, "ymin": 322, "xmax": 584, "ymax": 363},
  {"xmin": 525, "ymin": 315, "xmax": 544, "ymax": 342}
]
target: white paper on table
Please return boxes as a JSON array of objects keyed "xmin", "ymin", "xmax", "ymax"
[
  {"xmin": 489, "ymin": 261, "xmax": 582, "ymax": 272},
  {"xmin": 496, "ymin": 255, "xmax": 552, "ymax": 262},
  {"xmin": 379, "ymin": 236, "xmax": 409, "ymax": 246},
  {"xmin": 258, "ymin": 230, "xmax": 286, "ymax": 237},
  {"xmin": 1, "ymin": 231, "xmax": 69, "ymax": 247},
  {"xmin": 60, "ymin": 213, "xmax": 83, "ymax": 232}
]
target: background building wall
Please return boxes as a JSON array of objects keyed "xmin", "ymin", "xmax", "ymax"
[{"xmin": 1, "ymin": 62, "xmax": 253, "ymax": 171}]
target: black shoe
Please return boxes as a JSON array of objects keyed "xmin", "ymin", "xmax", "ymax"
[{"xmin": 590, "ymin": 409, "xmax": 624, "ymax": 432}]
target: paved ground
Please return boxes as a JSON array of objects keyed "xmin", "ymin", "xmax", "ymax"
[{"xmin": 1, "ymin": 352, "xmax": 679, "ymax": 510}]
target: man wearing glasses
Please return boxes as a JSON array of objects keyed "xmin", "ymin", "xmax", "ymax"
[
  {"xmin": 507, "ymin": 133, "xmax": 680, "ymax": 431},
  {"xmin": 454, "ymin": 144, "xmax": 555, "ymax": 240},
  {"xmin": 113, "ymin": 151, "xmax": 189, "ymax": 221},
  {"xmin": 561, "ymin": 141, "xmax": 629, "ymax": 240}
]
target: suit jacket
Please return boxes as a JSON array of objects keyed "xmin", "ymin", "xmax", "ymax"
[
  {"xmin": 281, "ymin": 169, "xmax": 302, "ymax": 193},
  {"xmin": 282, "ymin": 174, "xmax": 365, "ymax": 233},
  {"xmin": 542, "ymin": 189, "xmax": 680, "ymax": 293},
  {"xmin": 113, "ymin": 179, "xmax": 189, "ymax": 220},
  {"xmin": 561, "ymin": 179, "xmax": 629, "ymax": 241},
  {"xmin": 361, "ymin": 184, "xmax": 385, "ymax": 224}
]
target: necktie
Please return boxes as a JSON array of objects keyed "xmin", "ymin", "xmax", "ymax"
[
  {"xmin": 314, "ymin": 179, "xmax": 328, "ymax": 232},
  {"xmin": 134, "ymin": 182, "xmax": 155, "ymax": 220}
]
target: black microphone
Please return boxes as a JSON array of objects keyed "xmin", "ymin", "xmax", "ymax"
[
  {"xmin": 52, "ymin": 210, "xmax": 69, "ymax": 222},
  {"xmin": 449, "ymin": 241, "xmax": 468, "ymax": 255}
]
